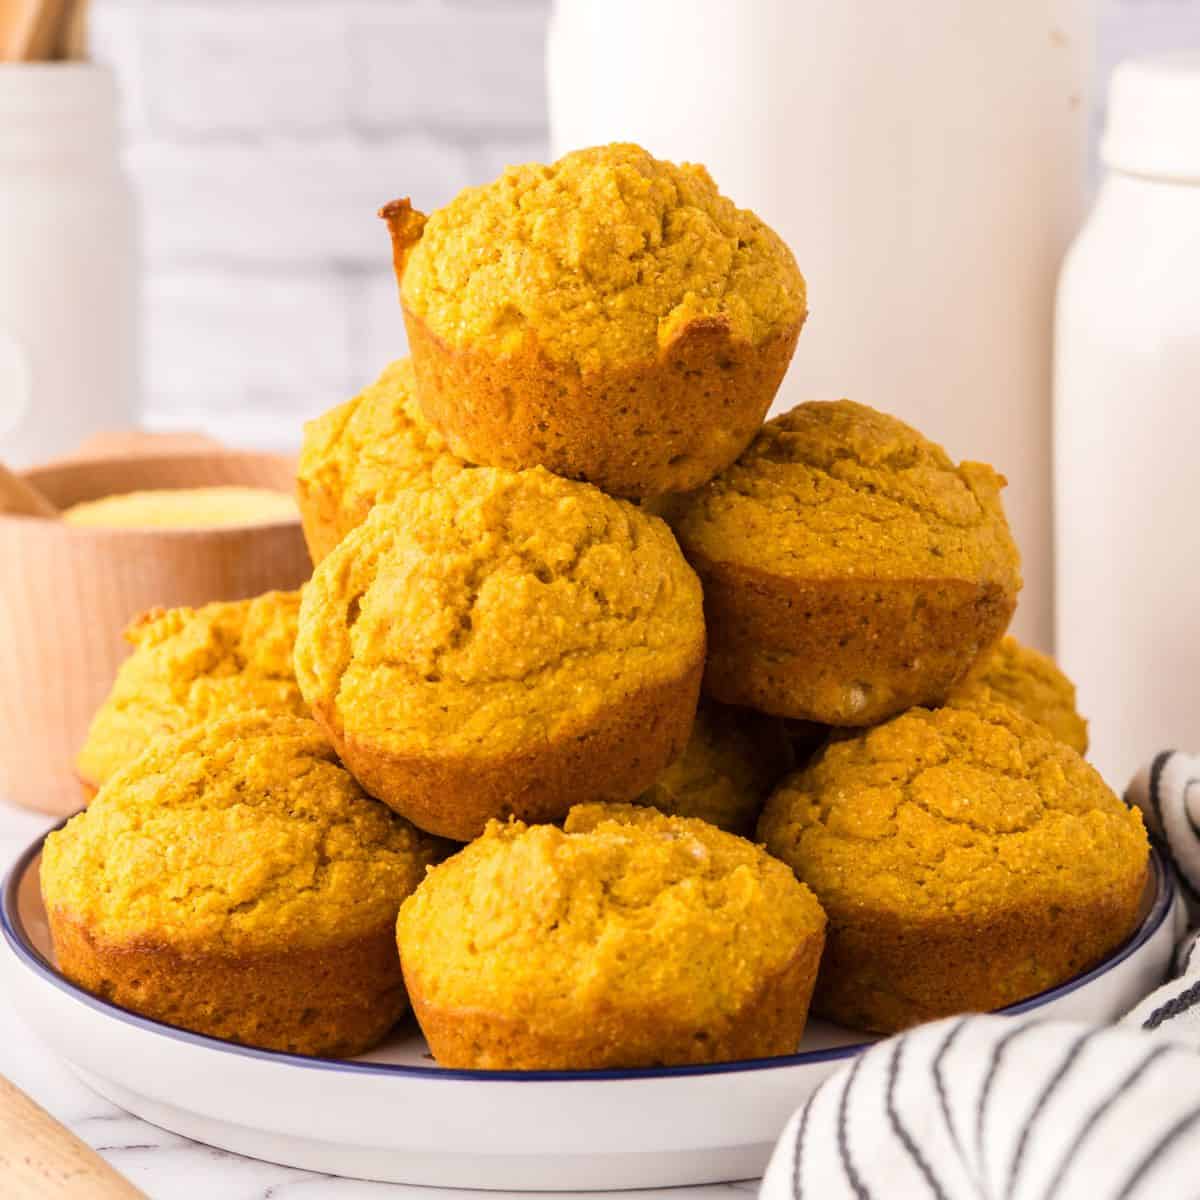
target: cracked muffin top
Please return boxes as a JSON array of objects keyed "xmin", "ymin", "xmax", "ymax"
[
  {"xmin": 636, "ymin": 700, "xmax": 792, "ymax": 835},
  {"xmin": 671, "ymin": 400, "xmax": 1022, "ymax": 586},
  {"xmin": 77, "ymin": 591, "xmax": 308, "ymax": 788},
  {"xmin": 295, "ymin": 466, "xmax": 705, "ymax": 757},
  {"xmin": 758, "ymin": 702, "xmax": 1147, "ymax": 919},
  {"xmin": 46, "ymin": 715, "xmax": 442, "ymax": 952},
  {"xmin": 397, "ymin": 803, "xmax": 825, "ymax": 1021},
  {"xmin": 398, "ymin": 143, "xmax": 806, "ymax": 372},
  {"xmin": 297, "ymin": 358, "xmax": 470, "ymax": 558},
  {"xmin": 953, "ymin": 636, "xmax": 1089, "ymax": 754}
]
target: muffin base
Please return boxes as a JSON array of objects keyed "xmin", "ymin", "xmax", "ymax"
[
  {"xmin": 690, "ymin": 553, "xmax": 1017, "ymax": 725},
  {"xmin": 312, "ymin": 658, "xmax": 704, "ymax": 842},
  {"xmin": 47, "ymin": 908, "xmax": 408, "ymax": 1058},
  {"xmin": 403, "ymin": 308, "xmax": 801, "ymax": 499},
  {"xmin": 814, "ymin": 867, "xmax": 1148, "ymax": 1034},
  {"xmin": 404, "ymin": 925, "xmax": 824, "ymax": 1070}
]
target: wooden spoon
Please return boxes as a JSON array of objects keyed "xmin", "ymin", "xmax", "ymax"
[
  {"xmin": 55, "ymin": 0, "xmax": 85, "ymax": 60},
  {"xmin": 0, "ymin": 1072, "xmax": 148, "ymax": 1198},
  {"xmin": 0, "ymin": 462, "xmax": 59, "ymax": 519},
  {"xmin": 0, "ymin": 0, "xmax": 69, "ymax": 62}
]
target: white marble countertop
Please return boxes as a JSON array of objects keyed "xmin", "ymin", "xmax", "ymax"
[{"xmin": 0, "ymin": 802, "xmax": 761, "ymax": 1200}]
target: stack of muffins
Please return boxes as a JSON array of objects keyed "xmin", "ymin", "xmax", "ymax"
[{"xmin": 44, "ymin": 144, "xmax": 1148, "ymax": 1070}]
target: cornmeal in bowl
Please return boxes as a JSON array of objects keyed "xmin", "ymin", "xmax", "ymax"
[
  {"xmin": 44, "ymin": 715, "xmax": 444, "ymax": 1057},
  {"xmin": 63, "ymin": 486, "xmax": 296, "ymax": 529},
  {"xmin": 296, "ymin": 358, "xmax": 470, "ymax": 564},
  {"xmin": 397, "ymin": 803, "xmax": 826, "ymax": 1069},
  {"xmin": 76, "ymin": 590, "xmax": 307, "ymax": 796},
  {"xmin": 671, "ymin": 399, "xmax": 1022, "ymax": 725},
  {"xmin": 295, "ymin": 467, "xmax": 705, "ymax": 840},
  {"xmin": 759, "ymin": 702, "xmax": 1148, "ymax": 1034},
  {"xmin": 384, "ymin": 143, "xmax": 806, "ymax": 498}
]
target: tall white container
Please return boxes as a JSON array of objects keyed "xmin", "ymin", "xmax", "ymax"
[
  {"xmin": 0, "ymin": 65, "xmax": 138, "ymax": 467},
  {"xmin": 548, "ymin": 0, "xmax": 1091, "ymax": 650},
  {"xmin": 1055, "ymin": 53, "xmax": 1200, "ymax": 790}
]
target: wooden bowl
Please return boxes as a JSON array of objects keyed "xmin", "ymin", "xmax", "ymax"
[{"xmin": 0, "ymin": 451, "xmax": 310, "ymax": 815}]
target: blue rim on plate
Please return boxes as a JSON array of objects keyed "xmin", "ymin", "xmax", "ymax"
[{"xmin": 1, "ymin": 823, "xmax": 1175, "ymax": 1084}]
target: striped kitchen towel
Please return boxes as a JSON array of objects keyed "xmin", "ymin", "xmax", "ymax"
[
  {"xmin": 1128, "ymin": 751, "xmax": 1200, "ymax": 925},
  {"xmin": 761, "ymin": 750, "xmax": 1200, "ymax": 1200},
  {"xmin": 761, "ymin": 1015, "xmax": 1200, "ymax": 1200}
]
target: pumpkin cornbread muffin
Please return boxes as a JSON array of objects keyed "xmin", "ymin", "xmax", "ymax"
[
  {"xmin": 397, "ymin": 803, "xmax": 827, "ymax": 1069},
  {"xmin": 671, "ymin": 400, "xmax": 1022, "ymax": 725},
  {"xmin": 44, "ymin": 715, "xmax": 443, "ymax": 1056},
  {"xmin": 296, "ymin": 358, "xmax": 470, "ymax": 564},
  {"xmin": 382, "ymin": 143, "xmax": 807, "ymax": 498},
  {"xmin": 634, "ymin": 699, "xmax": 792, "ymax": 835},
  {"xmin": 952, "ymin": 635, "xmax": 1089, "ymax": 754},
  {"xmin": 76, "ymin": 590, "xmax": 307, "ymax": 797},
  {"xmin": 295, "ymin": 467, "xmax": 706, "ymax": 840},
  {"xmin": 759, "ymin": 702, "xmax": 1148, "ymax": 1034}
]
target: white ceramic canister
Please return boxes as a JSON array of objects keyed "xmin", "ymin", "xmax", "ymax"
[
  {"xmin": 1055, "ymin": 52, "xmax": 1200, "ymax": 791},
  {"xmin": 0, "ymin": 64, "xmax": 138, "ymax": 467},
  {"xmin": 548, "ymin": 0, "xmax": 1092, "ymax": 650}
]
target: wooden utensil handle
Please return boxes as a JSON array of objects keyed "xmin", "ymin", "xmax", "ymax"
[
  {"xmin": 0, "ymin": 463, "xmax": 58, "ymax": 518},
  {"xmin": 0, "ymin": 1073, "xmax": 147, "ymax": 1198},
  {"xmin": 0, "ymin": 0, "xmax": 68, "ymax": 62},
  {"xmin": 56, "ymin": 0, "xmax": 86, "ymax": 59}
]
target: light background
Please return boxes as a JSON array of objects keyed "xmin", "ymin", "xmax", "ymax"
[{"xmin": 88, "ymin": 0, "xmax": 1200, "ymax": 447}]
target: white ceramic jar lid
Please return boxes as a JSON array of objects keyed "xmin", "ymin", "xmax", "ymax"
[{"xmin": 1101, "ymin": 51, "xmax": 1200, "ymax": 182}]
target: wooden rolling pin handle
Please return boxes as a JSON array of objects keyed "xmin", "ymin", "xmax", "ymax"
[
  {"xmin": 0, "ymin": 1073, "xmax": 148, "ymax": 1198},
  {"xmin": 0, "ymin": 462, "xmax": 59, "ymax": 519}
]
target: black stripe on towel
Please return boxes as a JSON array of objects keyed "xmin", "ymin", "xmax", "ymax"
[
  {"xmin": 1143, "ymin": 977, "xmax": 1200, "ymax": 1030},
  {"xmin": 1007, "ymin": 1027, "xmax": 1097, "ymax": 1194},
  {"xmin": 974, "ymin": 1027, "xmax": 1041, "ymax": 1176},
  {"xmin": 792, "ymin": 1082, "xmax": 816, "ymax": 1200},
  {"xmin": 837, "ymin": 1052, "xmax": 871, "ymax": 1200},
  {"xmin": 975, "ymin": 1022, "xmax": 1039, "ymax": 1187},
  {"xmin": 885, "ymin": 1037, "xmax": 948, "ymax": 1200},
  {"xmin": 1146, "ymin": 755, "xmax": 1200, "ymax": 904},
  {"xmin": 1116, "ymin": 1099, "xmax": 1200, "ymax": 1199},
  {"xmin": 932, "ymin": 1019, "xmax": 971, "ymax": 1175},
  {"xmin": 1185, "ymin": 776, "xmax": 1200, "ymax": 842},
  {"xmin": 1148, "ymin": 750, "xmax": 1175, "ymax": 832},
  {"xmin": 1039, "ymin": 1044, "xmax": 1173, "ymax": 1200}
]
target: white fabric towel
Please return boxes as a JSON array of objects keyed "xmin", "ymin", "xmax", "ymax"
[
  {"xmin": 762, "ymin": 1015, "xmax": 1200, "ymax": 1200},
  {"xmin": 760, "ymin": 750, "xmax": 1200, "ymax": 1200}
]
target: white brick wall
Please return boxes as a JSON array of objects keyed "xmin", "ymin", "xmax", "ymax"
[
  {"xmin": 88, "ymin": 0, "xmax": 1197, "ymax": 450},
  {"xmin": 91, "ymin": 0, "xmax": 551, "ymax": 447}
]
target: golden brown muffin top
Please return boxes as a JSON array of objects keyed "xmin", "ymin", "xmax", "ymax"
[
  {"xmin": 398, "ymin": 143, "xmax": 806, "ymax": 372},
  {"xmin": 295, "ymin": 467, "xmax": 705, "ymax": 757},
  {"xmin": 954, "ymin": 636, "xmax": 1089, "ymax": 754},
  {"xmin": 397, "ymin": 803, "xmax": 825, "ymax": 1023},
  {"xmin": 297, "ymin": 358, "xmax": 469, "ymax": 549},
  {"xmin": 46, "ymin": 715, "xmax": 442, "ymax": 953},
  {"xmin": 62, "ymin": 486, "xmax": 297, "ymax": 529},
  {"xmin": 635, "ymin": 700, "xmax": 792, "ymax": 835},
  {"xmin": 672, "ymin": 400, "xmax": 1022, "ymax": 586},
  {"xmin": 759, "ymin": 702, "xmax": 1147, "ymax": 921},
  {"xmin": 76, "ymin": 591, "xmax": 308, "ymax": 788}
]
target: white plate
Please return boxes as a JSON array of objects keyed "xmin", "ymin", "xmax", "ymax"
[{"xmin": 0, "ymin": 832, "xmax": 1179, "ymax": 1192}]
